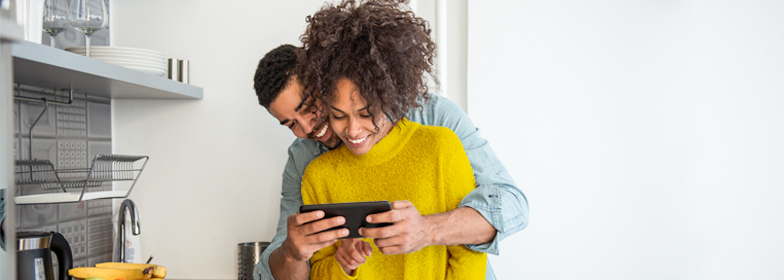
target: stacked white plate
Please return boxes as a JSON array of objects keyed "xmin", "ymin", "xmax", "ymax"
[{"xmin": 66, "ymin": 46, "xmax": 167, "ymax": 76}]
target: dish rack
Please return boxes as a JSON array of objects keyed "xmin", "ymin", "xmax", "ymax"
[
  {"xmin": 14, "ymin": 154, "xmax": 149, "ymax": 204},
  {"xmin": 13, "ymin": 86, "xmax": 149, "ymax": 204}
]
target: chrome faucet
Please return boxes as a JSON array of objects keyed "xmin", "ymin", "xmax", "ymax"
[{"xmin": 114, "ymin": 199, "xmax": 141, "ymax": 263}]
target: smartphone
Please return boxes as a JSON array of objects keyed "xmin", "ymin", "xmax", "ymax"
[{"xmin": 299, "ymin": 201, "xmax": 393, "ymax": 238}]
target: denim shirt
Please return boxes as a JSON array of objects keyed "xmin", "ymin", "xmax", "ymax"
[{"xmin": 254, "ymin": 94, "xmax": 529, "ymax": 280}]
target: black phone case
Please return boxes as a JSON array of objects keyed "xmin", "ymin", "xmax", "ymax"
[{"xmin": 299, "ymin": 201, "xmax": 393, "ymax": 238}]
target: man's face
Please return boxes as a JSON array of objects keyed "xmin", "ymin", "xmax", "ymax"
[{"xmin": 267, "ymin": 76, "xmax": 342, "ymax": 149}]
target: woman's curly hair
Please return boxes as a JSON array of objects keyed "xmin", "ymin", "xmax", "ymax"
[{"xmin": 297, "ymin": 0, "xmax": 437, "ymax": 128}]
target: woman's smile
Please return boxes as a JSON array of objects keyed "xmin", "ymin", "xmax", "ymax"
[{"xmin": 346, "ymin": 135, "xmax": 369, "ymax": 146}]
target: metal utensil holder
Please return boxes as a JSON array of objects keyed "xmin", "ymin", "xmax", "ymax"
[
  {"xmin": 13, "ymin": 84, "xmax": 149, "ymax": 204},
  {"xmin": 238, "ymin": 242, "xmax": 270, "ymax": 280}
]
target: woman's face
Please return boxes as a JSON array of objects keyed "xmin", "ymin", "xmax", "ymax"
[{"xmin": 329, "ymin": 79, "xmax": 392, "ymax": 155}]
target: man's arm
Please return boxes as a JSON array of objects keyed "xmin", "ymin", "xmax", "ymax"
[
  {"xmin": 255, "ymin": 140, "xmax": 345, "ymax": 280},
  {"xmin": 267, "ymin": 229, "xmax": 310, "ymax": 280},
  {"xmin": 426, "ymin": 207, "xmax": 496, "ymax": 246},
  {"xmin": 408, "ymin": 93, "xmax": 530, "ymax": 254},
  {"xmin": 268, "ymin": 211, "xmax": 347, "ymax": 280}
]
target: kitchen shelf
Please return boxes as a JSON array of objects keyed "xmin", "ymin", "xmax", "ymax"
[{"xmin": 12, "ymin": 41, "xmax": 202, "ymax": 99}]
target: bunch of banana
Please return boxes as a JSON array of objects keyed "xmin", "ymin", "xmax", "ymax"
[{"xmin": 68, "ymin": 262, "xmax": 167, "ymax": 280}]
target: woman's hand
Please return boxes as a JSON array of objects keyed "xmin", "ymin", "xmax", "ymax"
[{"xmin": 335, "ymin": 238, "xmax": 373, "ymax": 276}]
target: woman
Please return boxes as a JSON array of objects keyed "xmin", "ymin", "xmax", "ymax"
[{"xmin": 299, "ymin": 0, "xmax": 487, "ymax": 279}]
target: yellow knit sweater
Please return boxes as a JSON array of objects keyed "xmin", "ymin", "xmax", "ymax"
[{"xmin": 302, "ymin": 118, "xmax": 487, "ymax": 280}]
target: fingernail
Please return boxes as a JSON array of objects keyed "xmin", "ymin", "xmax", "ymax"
[
  {"xmin": 366, "ymin": 216, "xmax": 372, "ymax": 222},
  {"xmin": 337, "ymin": 216, "xmax": 345, "ymax": 224},
  {"xmin": 316, "ymin": 211, "xmax": 325, "ymax": 218},
  {"xmin": 342, "ymin": 229, "xmax": 350, "ymax": 236}
]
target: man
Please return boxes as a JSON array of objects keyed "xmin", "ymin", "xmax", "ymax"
[{"xmin": 253, "ymin": 44, "xmax": 529, "ymax": 280}]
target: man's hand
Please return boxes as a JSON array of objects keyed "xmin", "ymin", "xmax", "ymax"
[
  {"xmin": 335, "ymin": 238, "xmax": 373, "ymax": 275},
  {"xmin": 270, "ymin": 211, "xmax": 350, "ymax": 280},
  {"xmin": 282, "ymin": 210, "xmax": 350, "ymax": 262},
  {"xmin": 359, "ymin": 200, "xmax": 433, "ymax": 255}
]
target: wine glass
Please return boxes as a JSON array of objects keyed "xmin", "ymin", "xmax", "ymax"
[
  {"xmin": 42, "ymin": 0, "xmax": 70, "ymax": 48},
  {"xmin": 68, "ymin": 0, "xmax": 108, "ymax": 57}
]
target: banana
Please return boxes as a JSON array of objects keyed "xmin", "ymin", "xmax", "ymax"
[
  {"xmin": 95, "ymin": 263, "xmax": 167, "ymax": 278},
  {"xmin": 68, "ymin": 267, "xmax": 153, "ymax": 280}
]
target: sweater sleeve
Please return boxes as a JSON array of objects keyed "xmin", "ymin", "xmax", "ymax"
[
  {"xmin": 438, "ymin": 127, "xmax": 477, "ymax": 210},
  {"xmin": 437, "ymin": 129, "xmax": 488, "ymax": 279},
  {"xmin": 301, "ymin": 167, "xmax": 318, "ymax": 207}
]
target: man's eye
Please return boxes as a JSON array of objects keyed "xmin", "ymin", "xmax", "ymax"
[{"xmin": 288, "ymin": 122, "xmax": 297, "ymax": 129}]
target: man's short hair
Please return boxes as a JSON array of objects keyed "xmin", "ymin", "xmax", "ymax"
[{"xmin": 254, "ymin": 44, "xmax": 298, "ymax": 108}]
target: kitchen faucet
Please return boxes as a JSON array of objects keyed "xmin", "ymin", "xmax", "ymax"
[{"xmin": 114, "ymin": 199, "xmax": 141, "ymax": 263}]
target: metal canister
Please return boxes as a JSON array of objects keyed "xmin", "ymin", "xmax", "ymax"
[
  {"xmin": 238, "ymin": 242, "xmax": 269, "ymax": 280},
  {"xmin": 167, "ymin": 58, "xmax": 178, "ymax": 81},
  {"xmin": 177, "ymin": 59, "xmax": 189, "ymax": 84}
]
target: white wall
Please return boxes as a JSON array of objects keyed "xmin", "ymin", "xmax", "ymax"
[
  {"xmin": 110, "ymin": 1, "xmax": 330, "ymax": 278},
  {"xmin": 468, "ymin": 0, "xmax": 784, "ymax": 279},
  {"xmin": 106, "ymin": 0, "xmax": 784, "ymax": 279}
]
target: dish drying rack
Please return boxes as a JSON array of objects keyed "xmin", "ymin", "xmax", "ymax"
[{"xmin": 13, "ymin": 85, "xmax": 149, "ymax": 204}]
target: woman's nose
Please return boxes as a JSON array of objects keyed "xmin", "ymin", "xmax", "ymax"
[{"xmin": 346, "ymin": 118, "xmax": 362, "ymax": 136}]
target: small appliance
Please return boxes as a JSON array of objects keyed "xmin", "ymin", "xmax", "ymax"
[{"xmin": 16, "ymin": 231, "xmax": 73, "ymax": 280}]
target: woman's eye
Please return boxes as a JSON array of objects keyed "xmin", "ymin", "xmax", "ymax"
[
  {"xmin": 359, "ymin": 114, "xmax": 371, "ymax": 118},
  {"xmin": 332, "ymin": 114, "xmax": 345, "ymax": 120}
]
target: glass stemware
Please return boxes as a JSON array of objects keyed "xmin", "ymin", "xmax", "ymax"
[
  {"xmin": 68, "ymin": 0, "xmax": 108, "ymax": 57},
  {"xmin": 43, "ymin": 0, "xmax": 70, "ymax": 48}
]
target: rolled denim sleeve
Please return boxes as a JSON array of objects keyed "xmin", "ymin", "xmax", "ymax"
[
  {"xmin": 254, "ymin": 139, "xmax": 325, "ymax": 280},
  {"xmin": 410, "ymin": 94, "xmax": 530, "ymax": 255}
]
